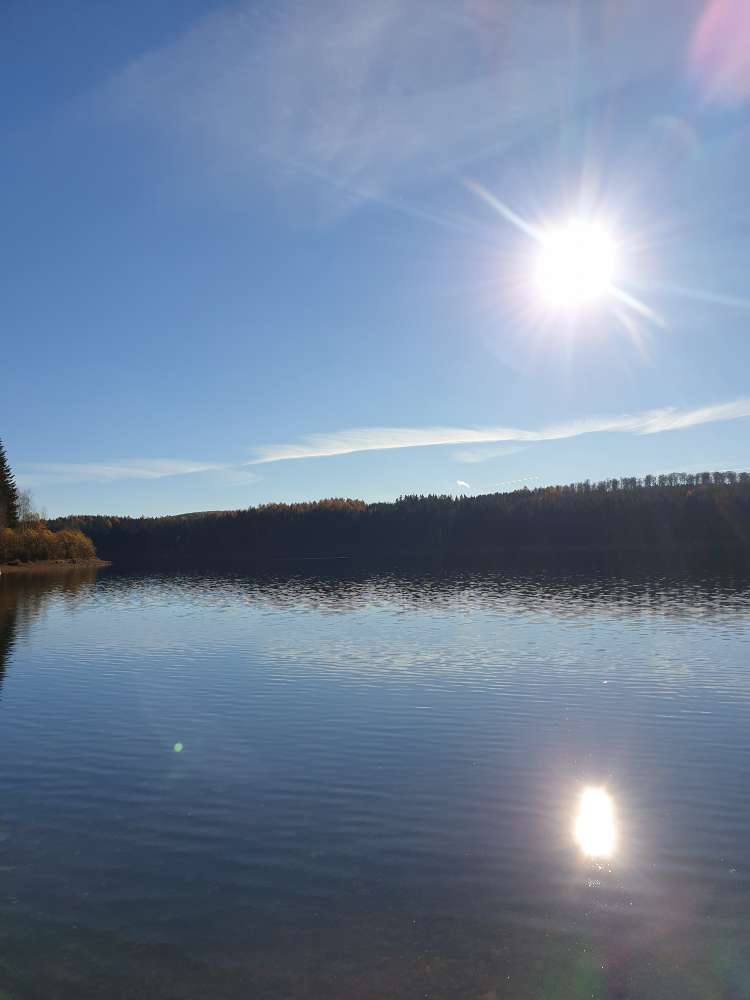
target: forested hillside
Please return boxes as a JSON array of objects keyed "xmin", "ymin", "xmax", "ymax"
[{"xmin": 51, "ymin": 472, "xmax": 750, "ymax": 569}]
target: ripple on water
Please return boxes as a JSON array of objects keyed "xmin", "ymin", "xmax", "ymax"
[{"xmin": 0, "ymin": 567, "xmax": 748, "ymax": 997}]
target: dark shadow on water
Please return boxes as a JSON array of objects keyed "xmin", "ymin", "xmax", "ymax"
[
  {"xmin": 0, "ymin": 568, "xmax": 101, "ymax": 696},
  {"xmin": 0, "ymin": 587, "xmax": 16, "ymax": 695}
]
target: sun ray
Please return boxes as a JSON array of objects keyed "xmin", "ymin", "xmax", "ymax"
[
  {"xmin": 464, "ymin": 180, "xmax": 545, "ymax": 242},
  {"xmin": 649, "ymin": 283, "xmax": 750, "ymax": 313},
  {"xmin": 610, "ymin": 285, "xmax": 667, "ymax": 328},
  {"xmin": 611, "ymin": 305, "xmax": 652, "ymax": 362}
]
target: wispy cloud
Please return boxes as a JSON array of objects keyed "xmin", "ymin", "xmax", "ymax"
[
  {"xmin": 249, "ymin": 397, "xmax": 750, "ymax": 465},
  {"xmin": 453, "ymin": 443, "xmax": 528, "ymax": 464},
  {"xmin": 20, "ymin": 397, "xmax": 750, "ymax": 487},
  {"xmin": 90, "ymin": 0, "xmax": 697, "ymax": 216},
  {"xmin": 496, "ymin": 475, "xmax": 541, "ymax": 490},
  {"xmin": 16, "ymin": 459, "xmax": 259, "ymax": 487}
]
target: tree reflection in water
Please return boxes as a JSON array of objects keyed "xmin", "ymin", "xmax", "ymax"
[{"xmin": 0, "ymin": 568, "xmax": 100, "ymax": 696}]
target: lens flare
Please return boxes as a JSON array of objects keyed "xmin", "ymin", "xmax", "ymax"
[
  {"xmin": 574, "ymin": 786, "xmax": 616, "ymax": 859},
  {"xmin": 535, "ymin": 221, "xmax": 618, "ymax": 309}
]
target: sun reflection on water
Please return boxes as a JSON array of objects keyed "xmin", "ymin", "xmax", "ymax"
[{"xmin": 574, "ymin": 787, "xmax": 616, "ymax": 859}]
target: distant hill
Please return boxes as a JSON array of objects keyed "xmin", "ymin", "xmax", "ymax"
[{"xmin": 49, "ymin": 472, "xmax": 750, "ymax": 570}]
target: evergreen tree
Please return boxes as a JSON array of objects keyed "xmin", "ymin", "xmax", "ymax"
[{"xmin": 0, "ymin": 439, "xmax": 19, "ymax": 528}]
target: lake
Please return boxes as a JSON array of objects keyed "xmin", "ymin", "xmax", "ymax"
[{"xmin": 0, "ymin": 566, "xmax": 748, "ymax": 999}]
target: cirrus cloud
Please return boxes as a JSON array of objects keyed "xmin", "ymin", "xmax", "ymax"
[
  {"xmin": 16, "ymin": 459, "xmax": 259, "ymax": 488},
  {"xmin": 90, "ymin": 0, "xmax": 704, "ymax": 216},
  {"xmin": 249, "ymin": 396, "xmax": 750, "ymax": 464}
]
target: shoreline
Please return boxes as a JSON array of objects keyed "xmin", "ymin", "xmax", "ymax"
[{"xmin": 0, "ymin": 558, "xmax": 111, "ymax": 576}]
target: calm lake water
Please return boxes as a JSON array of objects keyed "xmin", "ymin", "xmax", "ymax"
[{"xmin": 0, "ymin": 566, "xmax": 749, "ymax": 999}]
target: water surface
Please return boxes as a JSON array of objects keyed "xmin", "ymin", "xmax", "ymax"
[{"xmin": 0, "ymin": 567, "xmax": 748, "ymax": 998}]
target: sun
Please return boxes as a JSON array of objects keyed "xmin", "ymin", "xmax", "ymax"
[
  {"xmin": 534, "ymin": 220, "xmax": 618, "ymax": 310},
  {"xmin": 465, "ymin": 180, "xmax": 664, "ymax": 341}
]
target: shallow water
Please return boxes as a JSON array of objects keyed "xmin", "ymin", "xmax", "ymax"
[{"xmin": 0, "ymin": 566, "xmax": 748, "ymax": 999}]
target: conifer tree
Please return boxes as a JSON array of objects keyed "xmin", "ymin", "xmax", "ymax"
[{"xmin": 0, "ymin": 439, "xmax": 19, "ymax": 528}]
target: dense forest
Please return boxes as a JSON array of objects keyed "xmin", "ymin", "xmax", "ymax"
[
  {"xmin": 51, "ymin": 471, "xmax": 750, "ymax": 569},
  {"xmin": 0, "ymin": 438, "xmax": 96, "ymax": 565}
]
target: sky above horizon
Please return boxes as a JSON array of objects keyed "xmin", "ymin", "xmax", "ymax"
[{"xmin": 3, "ymin": 0, "xmax": 750, "ymax": 517}]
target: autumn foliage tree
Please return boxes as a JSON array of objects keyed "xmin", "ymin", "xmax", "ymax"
[{"xmin": 0, "ymin": 438, "xmax": 97, "ymax": 564}]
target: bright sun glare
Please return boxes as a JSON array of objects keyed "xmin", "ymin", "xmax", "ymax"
[
  {"xmin": 466, "ymin": 180, "xmax": 666, "ymax": 339},
  {"xmin": 535, "ymin": 220, "xmax": 618, "ymax": 309},
  {"xmin": 574, "ymin": 786, "xmax": 616, "ymax": 859}
]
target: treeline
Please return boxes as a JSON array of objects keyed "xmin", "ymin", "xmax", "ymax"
[
  {"xmin": 560, "ymin": 471, "xmax": 750, "ymax": 489},
  {"xmin": 0, "ymin": 437, "xmax": 97, "ymax": 565},
  {"xmin": 50, "ymin": 472, "xmax": 750, "ymax": 569}
]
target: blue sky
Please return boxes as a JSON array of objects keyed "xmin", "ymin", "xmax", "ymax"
[{"xmin": 3, "ymin": 0, "xmax": 750, "ymax": 517}]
